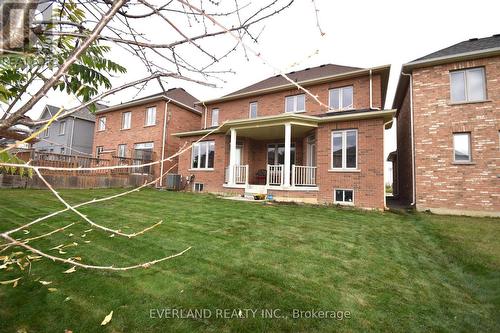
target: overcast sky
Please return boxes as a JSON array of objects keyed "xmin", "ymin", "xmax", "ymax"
[{"xmin": 27, "ymin": 0, "xmax": 500, "ymax": 183}]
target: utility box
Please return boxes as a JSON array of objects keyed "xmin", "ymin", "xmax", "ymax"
[{"xmin": 165, "ymin": 174, "xmax": 181, "ymax": 191}]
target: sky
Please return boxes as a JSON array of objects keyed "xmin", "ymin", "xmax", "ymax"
[{"xmin": 22, "ymin": 0, "xmax": 500, "ymax": 183}]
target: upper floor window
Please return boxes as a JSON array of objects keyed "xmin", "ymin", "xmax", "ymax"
[
  {"xmin": 145, "ymin": 107, "xmax": 156, "ymax": 126},
  {"xmin": 329, "ymin": 86, "xmax": 353, "ymax": 110},
  {"xmin": 211, "ymin": 108, "xmax": 219, "ymax": 127},
  {"xmin": 43, "ymin": 126, "xmax": 50, "ymax": 138},
  {"xmin": 450, "ymin": 68, "xmax": 486, "ymax": 103},
  {"xmin": 331, "ymin": 129, "xmax": 357, "ymax": 170},
  {"xmin": 98, "ymin": 117, "xmax": 106, "ymax": 131},
  {"xmin": 285, "ymin": 94, "xmax": 305, "ymax": 113},
  {"xmin": 453, "ymin": 132, "xmax": 471, "ymax": 162},
  {"xmin": 122, "ymin": 112, "xmax": 131, "ymax": 130},
  {"xmin": 191, "ymin": 141, "xmax": 215, "ymax": 169},
  {"xmin": 59, "ymin": 121, "xmax": 66, "ymax": 135},
  {"xmin": 249, "ymin": 102, "xmax": 258, "ymax": 118}
]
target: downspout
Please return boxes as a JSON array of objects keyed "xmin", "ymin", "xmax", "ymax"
[
  {"xmin": 369, "ymin": 69, "xmax": 381, "ymax": 110},
  {"xmin": 69, "ymin": 116, "xmax": 76, "ymax": 155},
  {"xmin": 383, "ymin": 118, "xmax": 394, "ymax": 210},
  {"xmin": 202, "ymin": 101, "xmax": 208, "ymax": 129},
  {"xmin": 159, "ymin": 99, "xmax": 170, "ymax": 187},
  {"xmin": 401, "ymin": 71, "xmax": 416, "ymax": 206}
]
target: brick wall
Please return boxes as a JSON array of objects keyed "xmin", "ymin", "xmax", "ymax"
[
  {"xmin": 93, "ymin": 100, "xmax": 200, "ymax": 177},
  {"xmin": 409, "ymin": 56, "xmax": 500, "ymax": 214},
  {"xmin": 201, "ymin": 75, "xmax": 382, "ymax": 127}
]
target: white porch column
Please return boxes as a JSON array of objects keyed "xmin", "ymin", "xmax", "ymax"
[
  {"xmin": 228, "ymin": 128, "xmax": 237, "ymax": 185},
  {"xmin": 284, "ymin": 123, "xmax": 291, "ymax": 187}
]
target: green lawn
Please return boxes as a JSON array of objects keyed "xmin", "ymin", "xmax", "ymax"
[{"xmin": 0, "ymin": 189, "xmax": 499, "ymax": 332}]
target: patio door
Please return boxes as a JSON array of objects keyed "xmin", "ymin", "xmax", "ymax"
[{"xmin": 267, "ymin": 143, "xmax": 295, "ymax": 165}]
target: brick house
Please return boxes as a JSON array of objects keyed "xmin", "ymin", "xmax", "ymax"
[
  {"xmin": 92, "ymin": 88, "xmax": 201, "ymax": 179},
  {"xmin": 393, "ymin": 34, "xmax": 500, "ymax": 217},
  {"xmin": 174, "ymin": 64, "xmax": 395, "ymax": 209}
]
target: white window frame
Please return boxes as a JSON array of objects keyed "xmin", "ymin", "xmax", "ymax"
[
  {"xmin": 145, "ymin": 107, "xmax": 156, "ymax": 126},
  {"xmin": 211, "ymin": 108, "xmax": 219, "ymax": 127},
  {"xmin": 453, "ymin": 132, "xmax": 472, "ymax": 163},
  {"xmin": 191, "ymin": 141, "xmax": 215, "ymax": 169},
  {"xmin": 329, "ymin": 86, "xmax": 354, "ymax": 111},
  {"xmin": 117, "ymin": 144, "xmax": 127, "ymax": 158},
  {"xmin": 331, "ymin": 129, "xmax": 358, "ymax": 170},
  {"xmin": 334, "ymin": 188, "xmax": 354, "ymax": 205},
  {"xmin": 59, "ymin": 121, "xmax": 66, "ymax": 135},
  {"xmin": 122, "ymin": 112, "xmax": 131, "ymax": 130},
  {"xmin": 285, "ymin": 94, "xmax": 306, "ymax": 113},
  {"xmin": 193, "ymin": 182, "xmax": 204, "ymax": 192},
  {"xmin": 43, "ymin": 126, "xmax": 50, "ymax": 138},
  {"xmin": 450, "ymin": 67, "xmax": 487, "ymax": 103},
  {"xmin": 98, "ymin": 117, "xmax": 106, "ymax": 131},
  {"xmin": 249, "ymin": 102, "xmax": 258, "ymax": 118},
  {"xmin": 96, "ymin": 146, "xmax": 104, "ymax": 158}
]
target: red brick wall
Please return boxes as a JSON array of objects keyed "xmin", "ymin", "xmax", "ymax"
[
  {"xmin": 93, "ymin": 100, "xmax": 200, "ymax": 177},
  {"xmin": 410, "ymin": 56, "xmax": 500, "ymax": 214},
  {"xmin": 201, "ymin": 74, "xmax": 382, "ymax": 127}
]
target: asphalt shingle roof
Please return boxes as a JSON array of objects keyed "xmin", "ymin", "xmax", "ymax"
[
  {"xmin": 224, "ymin": 64, "xmax": 362, "ymax": 97},
  {"xmin": 412, "ymin": 34, "xmax": 500, "ymax": 62}
]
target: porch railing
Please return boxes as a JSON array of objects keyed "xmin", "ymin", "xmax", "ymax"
[
  {"xmin": 225, "ymin": 165, "xmax": 248, "ymax": 184},
  {"xmin": 292, "ymin": 165, "xmax": 316, "ymax": 186},
  {"xmin": 267, "ymin": 164, "xmax": 284, "ymax": 186}
]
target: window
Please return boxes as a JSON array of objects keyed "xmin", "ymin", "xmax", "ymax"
[
  {"xmin": 98, "ymin": 117, "xmax": 106, "ymax": 131},
  {"xmin": 334, "ymin": 189, "xmax": 354, "ymax": 204},
  {"xmin": 118, "ymin": 144, "xmax": 127, "ymax": 158},
  {"xmin": 331, "ymin": 130, "xmax": 358, "ymax": 170},
  {"xmin": 191, "ymin": 141, "xmax": 215, "ymax": 169},
  {"xmin": 60, "ymin": 147, "xmax": 65, "ymax": 154},
  {"xmin": 267, "ymin": 143, "xmax": 296, "ymax": 165},
  {"xmin": 329, "ymin": 86, "xmax": 353, "ymax": 110},
  {"xmin": 43, "ymin": 127, "xmax": 50, "ymax": 138},
  {"xmin": 194, "ymin": 183, "xmax": 204, "ymax": 192},
  {"xmin": 122, "ymin": 112, "xmax": 131, "ymax": 129},
  {"xmin": 249, "ymin": 102, "xmax": 258, "ymax": 118},
  {"xmin": 96, "ymin": 146, "xmax": 104, "ymax": 158},
  {"xmin": 145, "ymin": 107, "xmax": 156, "ymax": 126},
  {"xmin": 211, "ymin": 108, "xmax": 219, "ymax": 127},
  {"xmin": 59, "ymin": 121, "xmax": 66, "ymax": 135},
  {"xmin": 285, "ymin": 94, "xmax": 305, "ymax": 113},
  {"xmin": 453, "ymin": 133, "xmax": 471, "ymax": 162},
  {"xmin": 450, "ymin": 68, "xmax": 486, "ymax": 103}
]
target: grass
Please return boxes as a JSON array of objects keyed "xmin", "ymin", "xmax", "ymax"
[{"xmin": 0, "ymin": 188, "xmax": 499, "ymax": 332}]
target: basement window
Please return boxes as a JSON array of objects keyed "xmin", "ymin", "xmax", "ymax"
[
  {"xmin": 194, "ymin": 183, "xmax": 204, "ymax": 192},
  {"xmin": 334, "ymin": 189, "xmax": 354, "ymax": 205}
]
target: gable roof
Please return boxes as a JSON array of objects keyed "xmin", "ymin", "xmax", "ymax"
[
  {"xmin": 96, "ymin": 88, "xmax": 200, "ymax": 115},
  {"xmin": 200, "ymin": 64, "xmax": 391, "ymax": 106},
  {"xmin": 42, "ymin": 104, "xmax": 105, "ymax": 122},
  {"xmin": 393, "ymin": 34, "xmax": 500, "ymax": 110}
]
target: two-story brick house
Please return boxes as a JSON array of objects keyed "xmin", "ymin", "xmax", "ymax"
[
  {"xmin": 393, "ymin": 34, "xmax": 500, "ymax": 217},
  {"xmin": 92, "ymin": 88, "xmax": 201, "ymax": 179},
  {"xmin": 174, "ymin": 64, "xmax": 395, "ymax": 209}
]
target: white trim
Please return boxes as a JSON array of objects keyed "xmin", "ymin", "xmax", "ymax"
[
  {"xmin": 249, "ymin": 101, "xmax": 258, "ymax": 118},
  {"xmin": 211, "ymin": 108, "xmax": 219, "ymax": 127},
  {"xmin": 331, "ymin": 129, "xmax": 358, "ymax": 170},
  {"xmin": 452, "ymin": 132, "xmax": 472, "ymax": 163},
  {"xmin": 58, "ymin": 121, "xmax": 66, "ymax": 135},
  {"xmin": 334, "ymin": 188, "xmax": 355, "ymax": 205},
  {"xmin": 122, "ymin": 111, "xmax": 131, "ymax": 130},
  {"xmin": 145, "ymin": 106, "xmax": 157, "ymax": 126},
  {"xmin": 97, "ymin": 117, "xmax": 106, "ymax": 131},
  {"xmin": 191, "ymin": 140, "xmax": 215, "ymax": 170}
]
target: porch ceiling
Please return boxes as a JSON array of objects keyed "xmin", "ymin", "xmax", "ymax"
[{"xmin": 234, "ymin": 123, "xmax": 315, "ymax": 140}]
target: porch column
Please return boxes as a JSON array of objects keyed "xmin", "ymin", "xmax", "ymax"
[
  {"xmin": 284, "ymin": 123, "xmax": 291, "ymax": 187},
  {"xmin": 228, "ymin": 128, "xmax": 237, "ymax": 185}
]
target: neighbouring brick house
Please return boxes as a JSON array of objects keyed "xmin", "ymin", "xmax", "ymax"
[
  {"xmin": 174, "ymin": 64, "xmax": 395, "ymax": 209},
  {"xmin": 92, "ymin": 88, "xmax": 201, "ymax": 180},
  {"xmin": 393, "ymin": 34, "xmax": 500, "ymax": 217}
]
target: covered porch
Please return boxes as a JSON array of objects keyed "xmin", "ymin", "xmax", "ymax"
[{"xmin": 223, "ymin": 119, "xmax": 318, "ymax": 190}]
